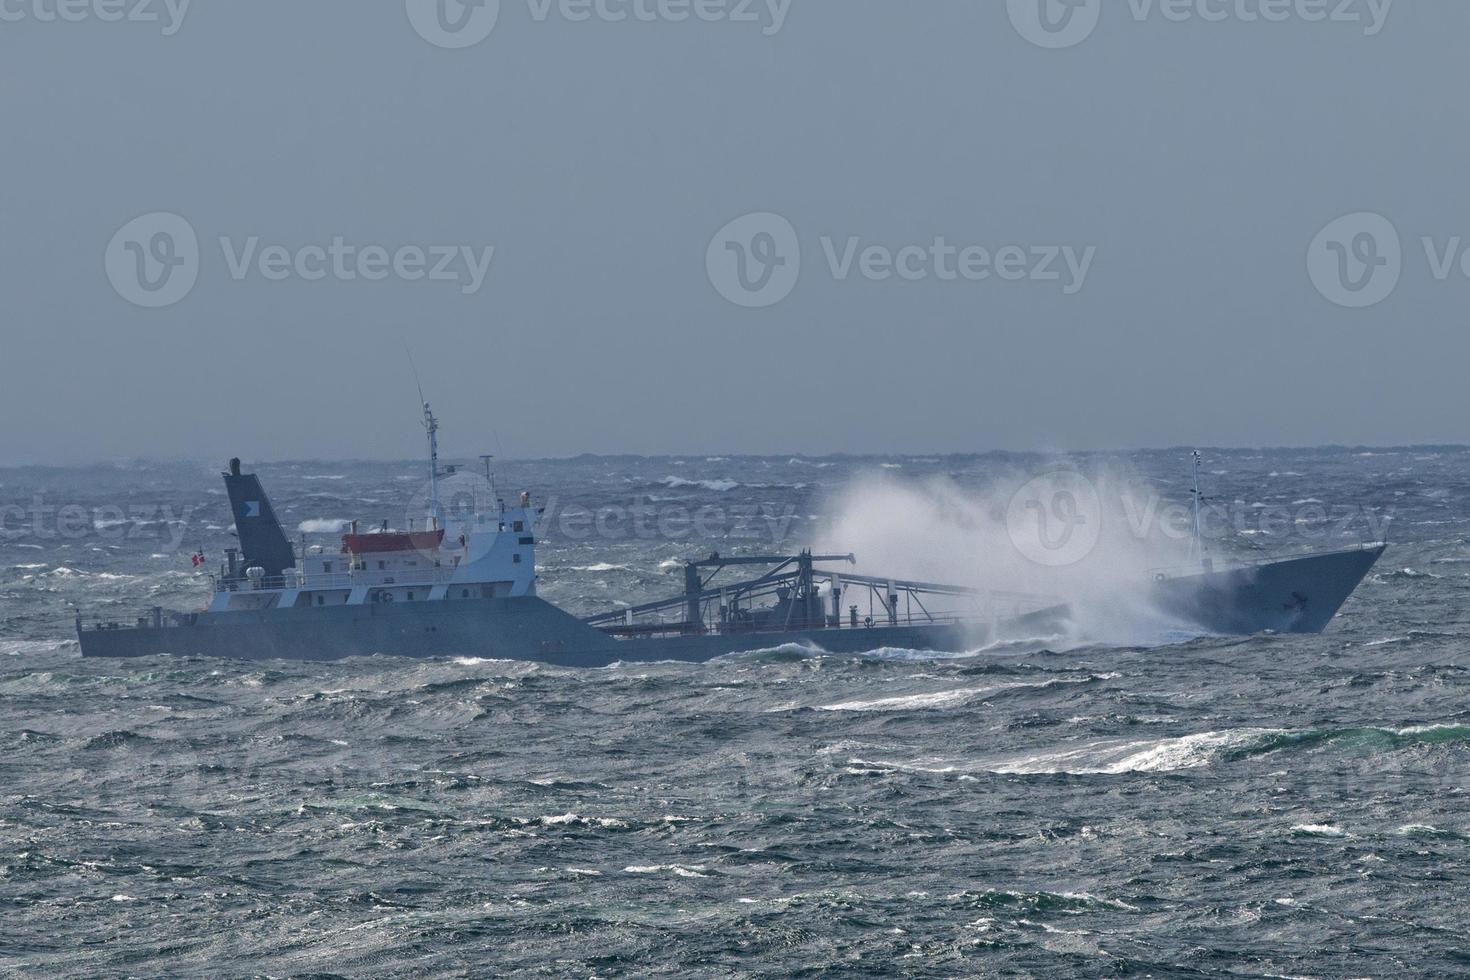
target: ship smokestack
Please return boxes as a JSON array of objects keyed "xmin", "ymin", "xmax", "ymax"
[{"xmin": 222, "ymin": 460, "xmax": 295, "ymax": 579}]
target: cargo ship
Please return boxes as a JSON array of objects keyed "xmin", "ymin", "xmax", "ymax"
[{"xmin": 76, "ymin": 411, "xmax": 1384, "ymax": 664}]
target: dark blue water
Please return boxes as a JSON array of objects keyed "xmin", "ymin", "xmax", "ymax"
[{"xmin": 3, "ymin": 449, "xmax": 1469, "ymax": 976}]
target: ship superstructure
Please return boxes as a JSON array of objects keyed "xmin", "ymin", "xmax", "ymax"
[{"xmin": 212, "ymin": 404, "xmax": 539, "ymax": 616}]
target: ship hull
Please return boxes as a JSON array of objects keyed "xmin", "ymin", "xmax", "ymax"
[
  {"xmin": 77, "ymin": 595, "xmax": 1065, "ymax": 667},
  {"xmin": 77, "ymin": 546, "xmax": 1385, "ymax": 664},
  {"xmin": 1148, "ymin": 545, "xmax": 1385, "ymax": 635}
]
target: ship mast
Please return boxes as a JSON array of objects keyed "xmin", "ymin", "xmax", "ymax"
[
  {"xmin": 423, "ymin": 400, "xmax": 442, "ymax": 529},
  {"xmin": 1190, "ymin": 450, "xmax": 1204, "ymax": 563},
  {"xmin": 408, "ymin": 349, "xmax": 445, "ymax": 531}
]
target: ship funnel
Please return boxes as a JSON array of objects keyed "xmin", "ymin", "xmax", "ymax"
[{"xmin": 223, "ymin": 461, "xmax": 296, "ymax": 578}]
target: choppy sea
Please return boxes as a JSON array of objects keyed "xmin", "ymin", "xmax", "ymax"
[{"xmin": 3, "ymin": 448, "xmax": 1469, "ymax": 977}]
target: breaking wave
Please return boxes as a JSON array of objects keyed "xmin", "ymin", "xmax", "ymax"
[{"xmin": 850, "ymin": 723, "xmax": 1470, "ymax": 776}]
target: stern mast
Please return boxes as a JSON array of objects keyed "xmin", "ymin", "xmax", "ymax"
[
  {"xmin": 1190, "ymin": 450, "xmax": 1204, "ymax": 564},
  {"xmin": 423, "ymin": 401, "xmax": 442, "ymax": 530}
]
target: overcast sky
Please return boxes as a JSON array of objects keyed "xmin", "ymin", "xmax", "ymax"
[{"xmin": 1, "ymin": 0, "xmax": 1465, "ymax": 464}]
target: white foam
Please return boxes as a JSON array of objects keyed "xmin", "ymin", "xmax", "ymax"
[
  {"xmin": 1291, "ymin": 824, "xmax": 1347, "ymax": 838},
  {"xmin": 623, "ymin": 864, "xmax": 710, "ymax": 878},
  {"xmin": 538, "ymin": 813, "xmax": 628, "ymax": 829},
  {"xmin": 986, "ymin": 728, "xmax": 1276, "ymax": 775},
  {"xmin": 816, "ymin": 674, "xmax": 1114, "ymax": 713},
  {"xmin": 660, "ymin": 476, "xmax": 739, "ymax": 493},
  {"xmin": 1395, "ymin": 824, "xmax": 1446, "ymax": 836},
  {"xmin": 0, "ymin": 640, "xmax": 75, "ymax": 657}
]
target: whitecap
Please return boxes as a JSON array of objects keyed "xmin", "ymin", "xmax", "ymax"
[
  {"xmin": 815, "ymin": 674, "xmax": 1112, "ymax": 713},
  {"xmin": 538, "ymin": 813, "xmax": 628, "ymax": 829},
  {"xmin": 818, "ymin": 685, "xmax": 1007, "ymax": 712},
  {"xmin": 1291, "ymin": 824, "xmax": 1347, "ymax": 838},
  {"xmin": 660, "ymin": 476, "xmax": 739, "ymax": 493},
  {"xmin": 987, "ymin": 729, "xmax": 1276, "ymax": 775},
  {"xmin": 623, "ymin": 864, "xmax": 711, "ymax": 878}
]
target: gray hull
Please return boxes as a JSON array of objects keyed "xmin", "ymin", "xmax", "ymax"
[
  {"xmin": 77, "ymin": 595, "xmax": 1059, "ymax": 667},
  {"xmin": 1148, "ymin": 545, "xmax": 1385, "ymax": 635},
  {"xmin": 78, "ymin": 546, "xmax": 1384, "ymax": 664}
]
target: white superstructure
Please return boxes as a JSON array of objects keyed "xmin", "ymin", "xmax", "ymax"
[{"xmin": 208, "ymin": 404, "xmax": 538, "ymax": 613}]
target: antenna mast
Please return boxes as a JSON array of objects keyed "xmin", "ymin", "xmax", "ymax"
[
  {"xmin": 480, "ymin": 454, "xmax": 499, "ymax": 510},
  {"xmin": 407, "ymin": 349, "xmax": 443, "ymax": 529},
  {"xmin": 423, "ymin": 401, "xmax": 441, "ymax": 528},
  {"xmin": 1190, "ymin": 450, "xmax": 1204, "ymax": 563}
]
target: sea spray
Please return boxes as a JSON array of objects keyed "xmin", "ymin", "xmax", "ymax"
[{"xmin": 814, "ymin": 465, "xmax": 1201, "ymax": 647}]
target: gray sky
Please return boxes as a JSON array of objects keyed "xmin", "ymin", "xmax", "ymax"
[{"xmin": 1, "ymin": 0, "xmax": 1465, "ymax": 464}]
